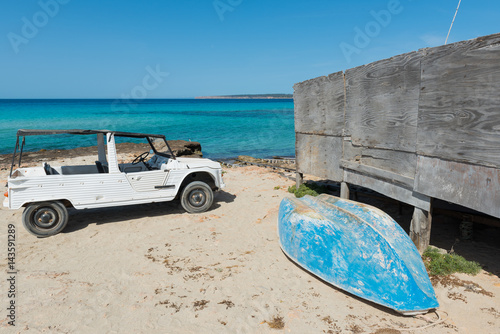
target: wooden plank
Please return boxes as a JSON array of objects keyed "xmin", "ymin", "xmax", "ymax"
[
  {"xmin": 358, "ymin": 148, "xmax": 416, "ymax": 179},
  {"xmin": 417, "ymin": 33, "xmax": 500, "ymax": 168},
  {"xmin": 344, "ymin": 169, "xmax": 431, "ymax": 211},
  {"xmin": 344, "ymin": 51, "xmax": 421, "ymax": 152},
  {"xmin": 340, "ymin": 160, "xmax": 414, "ymax": 187},
  {"xmin": 295, "ymin": 133, "xmax": 343, "ymax": 182},
  {"xmin": 293, "ymin": 71, "xmax": 345, "ymax": 136},
  {"xmin": 414, "ymin": 155, "xmax": 500, "ymax": 219},
  {"xmin": 343, "ymin": 141, "xmax": 417, "ymax": 179}
]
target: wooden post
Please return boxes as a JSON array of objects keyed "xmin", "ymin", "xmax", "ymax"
[
  {"xmin": 410, "ymin": 207, "xmax": 432, "ymax": 254},
  {"xmin": 296, "ymin": 172, "xmax": 304, "ymax": 189},
  {"xmin": 459, "ymin": 215, "xmax": 474, "ymax": 240},
  {"xmin": 340, "ymin": 182, "xmax": 350, "ymax": 200}
]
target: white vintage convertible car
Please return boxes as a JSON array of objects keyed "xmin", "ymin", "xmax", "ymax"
[{"xmin": 4, "ymin": 129, "xmax": 225, "ymax": 237}]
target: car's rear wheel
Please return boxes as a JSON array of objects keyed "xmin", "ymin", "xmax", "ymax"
[
  {"xmin": 180, "ymin": 181, "xmax": 214, "ymax": 213},
  {"xmin": 22, "ymin": 201, "xmax": 68, "ymax": 237}
]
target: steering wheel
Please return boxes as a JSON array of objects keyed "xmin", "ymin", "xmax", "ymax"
[{"xmin": 132, "ymin": 151, "xmax": 150, "ymax": 165}]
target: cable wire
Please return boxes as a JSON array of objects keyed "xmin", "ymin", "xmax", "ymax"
[
  {"xmin": 396, "ymin": 311, "xmax": 449, "ymax": 331},
  {"xmin": 445, "ymin": 0, "xmax": 462, "ymax": 44}
]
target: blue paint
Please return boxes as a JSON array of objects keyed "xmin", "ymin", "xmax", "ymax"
[{"xmin": 278, "ymin": 194, "xmax": 439, "ymax": 315}]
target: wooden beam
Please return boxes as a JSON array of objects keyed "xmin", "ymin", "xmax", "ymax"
[
  {"xmin": 340, "ymin": 182, "xmax": 350, "ymax": 199},
  {"xmin": 296, "ymin": 172, "xmax": 304, "ymax": 189},
  {"xmin": 343, "ymin": 170, "xmax": 431, "ymax": 211},
  {"xmin": 340, "ymin": 159, "xmax": 414, "ymax": 187},
  {"xmin": 410, "ymin": 206, "xmax": 433, "ymax": 254},
  {"xmin": 343, "ymin": 142, "xmax": 417, "ymax": 179},
  {"xmin": 414, "ymin": 156, "xmax": 500, "ymax": 219}
]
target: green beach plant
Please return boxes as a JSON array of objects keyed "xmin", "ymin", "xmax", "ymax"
[
  {"xmin": 422, "ymin": 247, "xmax": 481, "ymax": 276},
  {"xmin": 288, "ymin": 183, "xmax": 328, "ymax": 198}
]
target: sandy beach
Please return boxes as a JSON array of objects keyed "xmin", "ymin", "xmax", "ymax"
[
  {"xmin": 1, "ymin": 153, "xmax": 499, "ymax": 334},
  {"xmin": 2, "ymin": 0, "xmax": 498, "ymax": 332}
]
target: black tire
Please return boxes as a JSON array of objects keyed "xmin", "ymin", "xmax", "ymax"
[
  {"xmin": 180, "ymin": 181, "xmax": 214, "ymax": 213},
  {"xmin": 22, "ymin": 201, "xmax": 69, "ymax": 237}
]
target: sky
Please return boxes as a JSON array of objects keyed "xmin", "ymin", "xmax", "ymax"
[{"xmin": 1, "ymin": 0, "xmax": 499, "ymax": 98}]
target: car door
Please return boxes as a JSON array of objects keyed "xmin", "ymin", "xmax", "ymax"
[{"xmin": 125, "ymin": 169, "xmax": 170, "ymax": 192}]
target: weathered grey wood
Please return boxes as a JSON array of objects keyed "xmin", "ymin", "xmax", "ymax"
[
  {"xmin": 414, "ymin": 156, "xmax": 500, "ymax": 219},
  {"xmin": 342, "ymin": 137, "xmax": 362, "ymax": 162},
  {"xmin": 344, "ymin": 51, "xmax": 421, "ymax": 152},
  {"xmin": 296, "ymin": 133, "xmax": 343, "ymax": 182},
  {"xmin": 343, "ymin": 170, "xmax": 431, "ymax": 211},
  {"xmin": 293, "ymin": 71, "xmax": 345, "ymax": 136},
  {"xmin": 359, "ymin": 148, "xmax": 416, "ymax": 179},
  {"xmin": 293, "ymin": 33, "xmax": 500, "ymax": 223},
  {"xmin": 296, "ymin": 172, "xmax": 304, "ymax": 189},
  {"xmin": 417, "ymin": 33, "xmax": 500, "ymax": 168},
  {"xmin": 340, "ymin": 160, "xmax": 414, "ymax": 187},
  {"xmin": 340, "ymin": 182, "xmax": 350, "ymax": 199},
  {"xmin": 410, "ymin": 207, "xmax": 432, "ymax": 254},
  {"xmin": 343, "ymin": 141, "xmax": 417, "ymax": 179}
]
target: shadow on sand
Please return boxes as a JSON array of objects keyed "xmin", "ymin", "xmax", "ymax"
[{"xmin": 62, "ymin": 190, "xmax": 236, "ymax": 234}]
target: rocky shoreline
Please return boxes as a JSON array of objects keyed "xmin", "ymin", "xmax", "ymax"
[
  {"xmin": 0, "ymin": 141, "xmax": 298, "ymax": 172},
  {"xmin": 0, "ymin": 140, "xmax": 202, "ymax": 170}
]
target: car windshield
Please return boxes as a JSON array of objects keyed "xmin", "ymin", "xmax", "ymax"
[
  {"xmin": 113, "ymin": 135, "xmax": 173, "ymax": 158},
  {"xmin": 149, "ymin": 137, "xmax": 173, "ymax": 157}
]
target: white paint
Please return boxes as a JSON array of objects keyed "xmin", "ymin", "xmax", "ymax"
[{"xmin": 6, "ymin": 131, "xmax": 224, "ymax": 210}]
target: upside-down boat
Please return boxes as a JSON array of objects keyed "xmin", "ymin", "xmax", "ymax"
[{"xmin": 278, "ymin": 194, "xmax": 439, "ymax": 315}]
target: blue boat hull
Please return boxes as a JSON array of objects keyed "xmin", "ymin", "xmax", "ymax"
[{"xmin": 278, "ymin": 194, "xmax": 439, "ymax": 315}]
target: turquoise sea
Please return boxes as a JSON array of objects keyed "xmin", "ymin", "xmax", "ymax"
[{"xmin": 0, "ymin": 99, "xmax": 295, "ymax": 159}]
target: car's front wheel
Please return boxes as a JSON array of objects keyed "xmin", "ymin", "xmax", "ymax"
[
  {"xmin": 180, "ymin": 181, "xmax": 214, "ymax": 213},
  {"xmin": 22, "ymin": 201, "xmax": 69, "ymax": 237}
]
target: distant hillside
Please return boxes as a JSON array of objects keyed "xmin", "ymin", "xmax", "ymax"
[{"xmin": 196, "ymin": 94, "xmax": 293, "ymax": 99}]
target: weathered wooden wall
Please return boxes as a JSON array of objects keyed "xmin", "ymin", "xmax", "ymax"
[
  {"xmin": 294, "ymin": 71, "xmax": 346, "ymax": 182},
  {"xmin": 294, "ymin": 33, "xmax": 500, "ymax": 224},
  {"xmin": 417, "ymin": 35, "xmax": 500, "ymax": 169},
  {"xmin": 344, "ymin": 51, "xmax": 421, "ymax": 153}
]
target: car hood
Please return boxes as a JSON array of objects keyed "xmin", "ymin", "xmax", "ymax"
[{"xmin": 174, "ymin": 157, "xmax": 221, "ymax": 169}]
